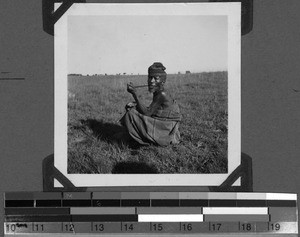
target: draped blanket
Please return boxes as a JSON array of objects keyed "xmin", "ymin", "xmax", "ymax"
[{"xmin": 121, "ymin": 107, "xmax": 181, "ymax": 147}]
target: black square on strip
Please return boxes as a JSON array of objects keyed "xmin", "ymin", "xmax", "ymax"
[
  {"xmin": 151, "ymin": 199, "xmax": 179, "ymax": 207},
  {"xmin": 72, "ymin": 215, "xmax": 138, "ymax": 222},
  {"xmin": 92, "ymin": 199, "xmax": 121, "ymax": 207},
  {"xmin": 237, "ymin": 200, "xmax": 267, "ymax": 207},
  {"xmin": 5, "ymin": 208, "xmax": 70, "ymax": 215},
  {"xmin": 36, "ymin": 200, "xmax": 62, "ymax": 207},
  {"xmin": 267, "ymin": 200, "xmax": 296, "ymax": 207},
  {"xmin": 62, "ymin": 199, "xmax": 91, "ymax": 207},
  {"xmin": 121, "ymin": 199, "xmax": 150, "ymax": 207},
  {"xmin": 209, "ymin": 200, "xmax": 236, "ymax": 207},
  {"xmin": 5, "ymin": 215, "xmax": 71, "ymax": 222},
  {"xmin": 180, "ymin": 199, "xmax": 209, "ymax": 207},
  {"xmin": 5, "ymin": 200, "xmax": 34, "ymax": 207}
]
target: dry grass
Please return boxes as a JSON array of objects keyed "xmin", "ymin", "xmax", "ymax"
[{"xmin": 67, "ymin": 72, "xmax": 228, "ymax": 174}]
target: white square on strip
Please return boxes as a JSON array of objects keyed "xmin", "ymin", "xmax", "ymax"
[{"xmin": 138, "ymin": 214, "xmax": 203, "ymax": 222}]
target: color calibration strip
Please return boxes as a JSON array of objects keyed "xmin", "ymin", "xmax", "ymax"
[{"xmin": 4, "ymin": 192, "xmax": 298, "ymax": 235}]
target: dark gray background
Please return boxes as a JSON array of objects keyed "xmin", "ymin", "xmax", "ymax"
[{"xmin": 0, "ymin": 0, "xmax": 299, "ymax": 235}]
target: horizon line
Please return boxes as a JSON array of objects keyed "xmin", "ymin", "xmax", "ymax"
[{"xmin": 68, "ymin": 70, "xmax": 228, "ymax": 76}]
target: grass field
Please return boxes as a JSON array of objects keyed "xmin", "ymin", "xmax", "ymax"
[{"xmin": 67, "ymin": 72, "xmax": 228, "ymax": 174}]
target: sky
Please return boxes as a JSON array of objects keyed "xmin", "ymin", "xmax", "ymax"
[{"xmin": 68, "ymin": 15, "xmax": 228, "ymax": 75}]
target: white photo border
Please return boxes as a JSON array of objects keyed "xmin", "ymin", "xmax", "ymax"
[{"xmin": 54, "ymin": 3, "xmax": 241, "ymax": 187}]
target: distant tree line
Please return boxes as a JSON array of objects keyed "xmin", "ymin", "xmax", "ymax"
[
  {"xmin": 69, "ymin": 71, "xmax": 194, "ymax": 77},
  {"xmin": 68, "ymin": 73, "xmax": 83, "ymax": 76}
]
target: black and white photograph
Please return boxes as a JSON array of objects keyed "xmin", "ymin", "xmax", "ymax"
[
  {"xmin": 54, "ymin": 3, "xmax": 241, "ymax": 186},
  {"xmin": 2, "ymin": 1, "xmax": 300, "ymax": 234}
]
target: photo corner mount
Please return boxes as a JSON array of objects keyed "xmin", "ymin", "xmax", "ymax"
[
  {"xmin": 43, "ymin": 153, "xmax": 253, "ymax": 192},
  {"xmin": 43, "ymin": 0, "xmax": 253, "ymax": 36}
]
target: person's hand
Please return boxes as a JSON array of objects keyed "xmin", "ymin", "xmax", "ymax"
[
  {"xmin": 127, "ymin": 83, "xmax": 136, "ymax": 95},
  {"xmin": 125, "ymin": 102, "xmax": 136, "ymax": 111}
]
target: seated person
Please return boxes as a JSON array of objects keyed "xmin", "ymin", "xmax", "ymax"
[{"xmin": 120, "ymin": 62, "xmax": 181, "ymax": 146}]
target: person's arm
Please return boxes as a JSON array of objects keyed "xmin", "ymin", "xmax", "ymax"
[
  {"xmin": 127, "ymin": 83, "xmax": 148, "ymax": 113},
  {"xmin": 135, "ymin": 93, "xmax": 165, "ymax": 116},
  {"xmin": 127, "ymin": 84, "xmax": 164, "ymax": 116},
  {"xmin": 131, "ymin": 93, "xmax": 149, "ymax": 114}
]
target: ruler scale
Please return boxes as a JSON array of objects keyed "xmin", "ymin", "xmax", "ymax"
[{"xmin": 4, "ymin": 192, "xmax": 298, "ymax": 235}]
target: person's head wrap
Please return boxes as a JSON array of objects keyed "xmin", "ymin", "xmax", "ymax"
[{"xmin": 148, "ymin": 62, "xmax": 167, "ymax": 83}]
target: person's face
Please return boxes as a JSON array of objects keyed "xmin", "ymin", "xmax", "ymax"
[{"xmin": 148, "ymin": 75, "xmax": 162, "ymax": 93}]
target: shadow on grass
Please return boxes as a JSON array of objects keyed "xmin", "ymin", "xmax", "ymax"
[
  {"xmin": 80, "ymin": 119, "xmax": 141, "ymax": 149},
  {"xmin": 81, "ymin": 119, "xmax": 123, "ymax": 140},
  {"xmin": 112, "ymin": 161, "xmax": 159, "ymax": 174}
]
